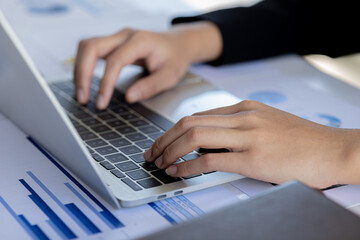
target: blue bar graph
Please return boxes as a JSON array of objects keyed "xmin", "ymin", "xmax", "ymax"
[
  {"xmin": 148, "ymin": 195, "xmax": 205, "ymax": 225},
  {"xmin": 65, "ymin": 203, "xmax": 100, "ymax": 234},
  {"xmin": 165, "ymin": 198, "xmax": 193, "ymax": 220},
  {"xmin": 20, "ymin": 179, "xmax": 77, "ymax": 239},
  {"xmin": 148, "ymin": 202, "xmax": 177, "ymax": 225},
  {"xmin": 176, "ymin": 196, "xmax": 204, "ymax": 215},
  {"xmin": 0, "ymin": 196, "xmax": 49, "ymax": 240},
  {"xmin": 65, "ymin": 182, "xmax": 123, "ymax": 229},
  {"xmin": 27, "ymin": 171, "xmax": 101, "ymax": 235},
  {"xmin": 27, "ymin": 137, "xmax": 124, "ymax": 230},
  {"xmin": 18, "ymin": 215, "xmax": 49, "ymax": 240}
]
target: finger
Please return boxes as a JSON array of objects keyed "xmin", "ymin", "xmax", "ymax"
[
  {"xmin": 154, "ymin": 127, "xmax": 249, "ymax": 169},
  {"xmin": 165, "ymin": 152, "xmax": 252, "ymax": 177},
  {"xmin": 74, "ymin": 29, "xmax": 134, "ymax": 104},
  {"xmin": 193, "ymin": 100, "xmax": 261, "ymax": 116},
  {"xmin": 145, "ymin": 114, "xmax": 251, "ymax": 162},
  {"xmin": 125, "ymin": 67, "xmax": 179, "ymax": 103},
  {"xmin": 96, "ymin": 36, "xmax": 151, "ymax": 109}
]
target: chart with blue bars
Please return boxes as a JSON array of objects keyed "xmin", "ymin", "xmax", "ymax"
[
  {"xmin": 0, "ymin": 170, "xmax": 124, "ymax": 240},
  {"xmin": 0, "ymin": 126, "xmax": 236, "ymax": 240}
]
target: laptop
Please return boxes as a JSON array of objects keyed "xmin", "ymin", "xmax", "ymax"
[{"xmin": 0, "ymin": 11, "xmax": 243, "ymax": 208}]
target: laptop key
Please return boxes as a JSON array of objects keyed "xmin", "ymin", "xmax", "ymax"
[
  {"xmin": 136, "ymin": 139, "xmax": 154, "ymax": 149},
  {"xmin": 126, "ymin": 169, "xmax": 150, "ymax": 180},
  {"xmin": 105, "ymin": 153, "xmax": 128, "ymax": 163},
  {"xmin": 73, "ymin": 111, "xmax": 92, "ymax": 120},
  {"xmin": 115, "ymin": 161, "xmax": 139, "ymax": 172},
  {"xmin": 182, "ymin": 153, "xmax": 200, "ymax": 161},
  {"xmin": 100, "ymin": 131, "xmax": 121, "ymax": 140},
  {"xmin": 95, "ymin": 146, "xmax": 118, "ymax": 155},
  {"xmin": 75, "ymin": 125, "xmax": 88, "ymax": 133},
  {"xmin": 91, "ymin": 153, "xmax": 104, "ymax": 162},
  {"xmin": 126, "ymin": 132, "xmax": 146, "ymax": 142},
  {"xmin": 119, "ymin": 145, "xmax": 142, "ymax": 155},
  {"xmin": 64, "ymin": 104, "xmax": 83, "ymax": 113},
  {"xmin": 129, "ymin": 153, "xmax": 146, "ymax": 163},
  {"xmin": 129, "ymin": 119, "xmax": 149, "ymax": 127},
  {"xmin": 148, "ymin": 132, "xmax": 163, "ymax": 140},
  {"xmin": 97, "ymin": 112, "xmax": 116, "ymax": 121},
  {"xmin": 91, "ymin": 125, "xmax": 111, "ymax": 133},
  {"xmin": 86, "ymin": 139, "xmax": 107, "ymax": 148},
  {"xmin": 110, "ymin": 169, "xmax": 126, "ymax": 178},
  {"xmin": 183, "ymin": 174, "xmax": 202, "ymax": 179},
  {"xmin": 79, "ymin": 131, "xmax": 97, "ymax": 140},
  {"xmin": 116, "ymin": 126, "xmax": 136, "ymax": 135},
  {"xmin": 110, "ymin": 106, "xmax": 129, "ymax": 114},
  {"xmin": 138, "ymin": 126, "xmax": 159, "ymax": 135},
  {"xmin": 82, "ymin": 118, "xmax": 101, "ymax": 126},
  {"xmin": 121, "ymin": 178, "xmax": 142, "ymax": 191},
  {"xmin": 109, "ymin": 138, "xmax": 131, "ymax": 148},
  {"xmin": 151, "ymin": 170, "xmax": 182, "ymax": 184},
  {"xmin": 137, "ymin": 178, "xmax": 162, "ymax": 189},
  {"xmin": 100, "ymin": 161, "xmax": 115, "ymax": 170},
  {"xmin": 119, "ymin": 112, "xmax": 139, "ymax": 120},
  {"xmin": 140, "ymin": 162, "xmax": 158, "ymax": 172},
  {"xmin": 86, "ymin": 147, "xmax": 95, "ymax": 154},
  {"xmin": 107, "ymin": 119, "xmax": 126, "ymax": 128}
]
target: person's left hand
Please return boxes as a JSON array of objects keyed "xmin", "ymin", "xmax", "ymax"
[{"xmin": 143, "ymin": 100, "xmax": 358, "ymax": 189}]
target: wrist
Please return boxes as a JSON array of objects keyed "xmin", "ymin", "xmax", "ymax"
[
  {"xmin": 170, "ymin": 21, "xmax": 223, "ymax": 64},
  {"xmin": 338, "ymin": 130, "xmax": 360, "ymax": 185}
]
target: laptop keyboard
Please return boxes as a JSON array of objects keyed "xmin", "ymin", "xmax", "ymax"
[{"xmin": 49, "ymin": 77, "xmax": 209, "ymax": 192}]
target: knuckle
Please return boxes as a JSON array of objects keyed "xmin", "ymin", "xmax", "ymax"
[
  {"xmin": 238, "ymin": 100, "xmax": 256, "ymax": 109},
  {"xmin": 78, "ymin": 38, "xmax": 96, "ymax": 50},
  {"xmin": 187, "ymin": 127, "xmax": 204, "ymax": 144},
  {"xmin": 177, "ymin": 116, "xmax": 195, "ymax": 131},
  {"xmin": 119, "ymin": 27, "xmax": 134, "ymax": 35},
  {"xmin": 132, "ymin": 30, "xmax": 149, "ymax": 41}
]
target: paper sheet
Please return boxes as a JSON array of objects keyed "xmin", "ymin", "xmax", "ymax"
[
  {"xmin": 190, "ymin": 55, "xmax": 360, "ymax": 129},
  {"xmin": 0, "ymin": 0, "xmax": 186, "ymax": 78},
  {"xmin": 0, "ymin": 119, "xmax": 248, "ymax": 239}
]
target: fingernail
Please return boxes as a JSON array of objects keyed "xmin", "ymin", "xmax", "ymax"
[
  {"xmin": 144, "ymin": 149, "xmax": 152, "ymax": 161},
  {"xmin": 165, "ymin": 165, "xmax": 177, "ymax": 175},
  {"xmin": 77, "ymin": 88, "xmax": 85, "ymax": 103},
  {"xmin": 127, "ymin": 89, "xmax": 141, "ymax": 103},
  {"xmin": 96, "ymin": 93, "xmax": 106, "ymax": 109},
  {"xmin": 155, "ymin": 156, "xmax": 163, "ymax": 168}
]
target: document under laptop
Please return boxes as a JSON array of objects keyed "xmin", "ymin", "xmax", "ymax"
[{"xmin": 0, "ymin": 11, "xmax": 243, "ymax": 208}]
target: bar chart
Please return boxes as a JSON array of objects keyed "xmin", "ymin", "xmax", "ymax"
[
  {"xmin": 0, "ymin": 120, "xmax": 243, "ymax": 239},
  {"xmin": 0, "ymin": 169, "xmax": 124, "ymax": 240}
]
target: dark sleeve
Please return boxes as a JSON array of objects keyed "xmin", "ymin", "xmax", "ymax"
[{"xmin": 172, "ymin": 0, "xmax": 360, "ymax": 65}]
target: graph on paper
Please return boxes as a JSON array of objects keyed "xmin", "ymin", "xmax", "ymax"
[{"xmin": 0, "ymin": 170, "xmax": 124, "ymax": 239}]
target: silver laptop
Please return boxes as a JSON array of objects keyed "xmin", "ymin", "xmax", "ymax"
[{"xmin": 0, "ymin": 12, "xmax": 243, "ymax": 208}]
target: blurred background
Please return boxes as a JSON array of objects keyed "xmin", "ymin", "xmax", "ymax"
[{"xmin": 0, "ymin": 0, "xmax": 358, "ymax": 88}]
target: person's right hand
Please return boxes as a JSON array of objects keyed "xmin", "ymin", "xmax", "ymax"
[{"xmin": 73, "ymin": 22, "xmax": 223, "ymax": 109}]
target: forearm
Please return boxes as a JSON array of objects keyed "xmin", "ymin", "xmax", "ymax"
[
  {"xmin": 169, "ymin": 21, "xmax": 223, "ymax": 64},
  {"xmin": 172, "ymin": 0, "xmax": 360, "ymax": 65}
]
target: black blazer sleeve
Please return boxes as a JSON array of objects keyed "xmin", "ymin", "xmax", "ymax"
[{"xmin": 172, "ymin": 0, "xmax": 360, "ymax": 65}]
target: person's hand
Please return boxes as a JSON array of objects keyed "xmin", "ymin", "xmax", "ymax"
[
  {"xmin": 144, "ymin": 100, "xmax": 360, "ymax": 188},
  {"xmin": 73, "ymin": 22, "xmax": 222, "ymax": 109}
]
